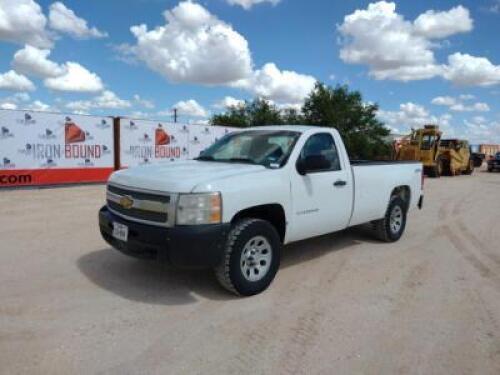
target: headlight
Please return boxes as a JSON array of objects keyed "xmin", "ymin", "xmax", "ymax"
[{"xmin": 176, "ymin": 192, "xmax": 222, "ymax": 225}]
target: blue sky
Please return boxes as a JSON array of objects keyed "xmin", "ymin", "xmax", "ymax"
[{"xmin": 0, "ymin": 0, "xmax": 499, "ymax": 142}]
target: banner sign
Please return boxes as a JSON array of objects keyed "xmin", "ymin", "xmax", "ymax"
[
  {"xmin": 0, "ymin": 109, "xmax": 114, "ymax": 187},
  {"xmin": 119, "ymin": 118, "xmax": 234, "ymax": 168}
]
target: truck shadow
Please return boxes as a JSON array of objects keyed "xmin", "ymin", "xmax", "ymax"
[{"xmin": 77, "ymin": 225, "xmax": 378, "ymax": 306}]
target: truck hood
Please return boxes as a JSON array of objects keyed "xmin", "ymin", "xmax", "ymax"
[{"xmin": 109, "ymin": 160, "xmax": 266, "ymax": 193}]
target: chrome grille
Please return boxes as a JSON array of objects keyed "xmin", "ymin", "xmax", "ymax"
[{"xmin": 106, "ymin": 183, "xmax": 176, "ymax": 227}]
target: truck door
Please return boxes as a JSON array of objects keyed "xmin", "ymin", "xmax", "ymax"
[{"xmin": 288, "ymin": 132, "xmax": 352, "ymax": 242}]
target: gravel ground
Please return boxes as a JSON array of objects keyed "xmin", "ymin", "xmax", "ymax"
[{"xmin": 1, "ymin": 169, "xmax": 500, "ymax": 375}]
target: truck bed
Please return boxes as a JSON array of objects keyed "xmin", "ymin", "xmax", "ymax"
[
  {"xmin": 348, "ymin": 161, "xmax": 423, "ymax": 227},
  {"xmin": 350, "ymin": 160, "xmax": 421, "ymax": 166}
]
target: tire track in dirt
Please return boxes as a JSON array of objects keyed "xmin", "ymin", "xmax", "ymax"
[
  {"xmin": 216, "ymin": 261, "xmax": 342, "ymax": 375},
  {"xmin": 440, "ymin": 225, "xmax": 500, "ymax": 289},
  {"xmin": 390, "ymin": 259, "xmax": 431, "ymax": 314},
  {"xmin": 461, "ymin": 279, "xmax": 500, "ymax": 374},
  {"xmin": 438, "ymin": 198, "xmax": 452, "ymax": 220},
  {"xmin": 272, "ymin": 252, "xmax": 350, "ymax": 375},
  {"xmin": 206, "ymin": 235, "xmax": 355, "ymax": 375},
  {"xmin": 456, "ymin": 221, "xmax": 500, "ymax": 267}
]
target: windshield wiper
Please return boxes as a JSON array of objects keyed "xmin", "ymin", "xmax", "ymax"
[
  {"xmin": 195, "ymin": 155, "xmax": 215, "ymax": 161},
  {"xmin": 228, "ymin": 158, "xmax": 257, "ymax": 164}
]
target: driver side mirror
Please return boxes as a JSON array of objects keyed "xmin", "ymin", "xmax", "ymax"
[{"xmin": 296, "ymin": 155, "xmax": 330, "ymax": 175}]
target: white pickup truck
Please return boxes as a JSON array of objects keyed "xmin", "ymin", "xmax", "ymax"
[{"xmin": 99, "ymin": 126, "xmax": 423, "ymax": 296}]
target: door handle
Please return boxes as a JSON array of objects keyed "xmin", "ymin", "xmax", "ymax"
[{"xmin": 333, "ymin": 180, "xmax": 347, "ymax": 187}]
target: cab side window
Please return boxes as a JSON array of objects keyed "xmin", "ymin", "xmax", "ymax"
[{"xmin": 299, "ymin": 133, "xmax": 341, "ymax": 171}]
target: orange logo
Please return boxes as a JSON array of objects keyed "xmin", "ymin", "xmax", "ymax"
[
  {"xmin": 65, "ymin": 118, "xmax": 85, "ymax": 144},
  {"xmin": 155, "ymin": 124, "xmax": 170, "ymax": 145}
]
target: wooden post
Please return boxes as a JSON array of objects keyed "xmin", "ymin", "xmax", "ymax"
[{"xmin": 113, "ymin": 116, "xmax": 121, "ymax": 170}]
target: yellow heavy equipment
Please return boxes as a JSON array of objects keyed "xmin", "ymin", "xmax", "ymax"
[
  {"xmin": 395, "ymin": 125, "xmax": 474, "ymax": 177},
  {"xmin": 395, "ymin": 125, "xmax": 443, "ymax": 177},
  {"xmin": 439, "ymin": 139, "xmax": 474, "ymax": 176}
]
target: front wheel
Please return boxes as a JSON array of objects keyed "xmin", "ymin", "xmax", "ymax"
[
  {"xmin": 215, "ymin": 218, "xmax": 281, "ymax": 296},
  {"xmin": 372, "ymin": 197, "xmax": 407, "ymax": 242}
]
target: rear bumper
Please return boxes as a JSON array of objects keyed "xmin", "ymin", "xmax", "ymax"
[{"xmin": 98, "ymin": 206, "xmax": 230, "ymax": 268}]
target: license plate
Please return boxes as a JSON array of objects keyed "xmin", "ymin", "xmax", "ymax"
[{"xmin": 112, "ymin": 222, "xmax": 128, "ymax": 242}]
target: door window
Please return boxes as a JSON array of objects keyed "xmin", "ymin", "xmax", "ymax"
[{"xmin": 299, "ymin": 133, "xmax": 341, "ymax": 171}]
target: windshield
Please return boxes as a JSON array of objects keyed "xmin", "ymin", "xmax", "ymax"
[
  {"xmin": 421, "ymin": 134, "xmax": 436, "ymax": 150},
  {"xmin": 196, "ymin": 130, "xmax": 300, "ymax": 168}
]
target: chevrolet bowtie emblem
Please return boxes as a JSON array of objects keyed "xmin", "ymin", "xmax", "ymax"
[{"xmin": 119, "ymin": 195, "xmax": 134, "ymax": 209}]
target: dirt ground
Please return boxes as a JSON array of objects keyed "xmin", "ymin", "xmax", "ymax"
[{"xmin": 1, "ymin": 168, "xmax": 500, "ymax": 375}]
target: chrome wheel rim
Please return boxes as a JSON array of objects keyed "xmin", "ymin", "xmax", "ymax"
[
  {"xmin": 390, "ymin": 206, "xmax": 403, "ymax": 234},
  {"xmin": 240, "ymin": 236, "xmax": 272, "ymax": 282}
]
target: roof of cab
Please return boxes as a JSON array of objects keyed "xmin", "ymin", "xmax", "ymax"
[{"xmin": 244, "ymin": 125, "xmax": 329, "ymax": 133}]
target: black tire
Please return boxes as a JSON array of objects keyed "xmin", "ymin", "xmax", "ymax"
[
  {"xmin": 427, "ymin": 158, "xmax": 443, "ymax": 178},
  {"xmin": 427, "ymin": 166, "xmax": 438, "ymax": 178},
  {"xmin": 215, "ymin": 218, "xmax": 282, "ymax": 296},
  {"xmin": 372, "ymin": 197, "xmax": 407, "ymax": 242}
]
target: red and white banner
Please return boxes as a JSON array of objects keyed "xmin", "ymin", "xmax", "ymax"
[
  {"xmin": 119, "ymin": 118, "xmax": 234, "ymax": 168},
  {"xmin": 0, "ymin": 109, "xmax": 114, "ymax": 187}
]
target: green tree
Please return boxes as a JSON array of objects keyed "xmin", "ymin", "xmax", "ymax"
[
  {"xmin": 281, "ymin": 108, "xmax": 305, "ymax": 125},
  {"xmin": 210, "ymin": 82, "xmax": 391, "ymax": 159},
  {"xmin": 211, "ymin": 104, "xmax": 247, "ymax": 127},
  {"xmin": 211, "ymin": 98, "xmax": 283, "ymax": 128},
  {"xmin": 302, "ymin": 83, "xmax": 390, "ymax": 159}
]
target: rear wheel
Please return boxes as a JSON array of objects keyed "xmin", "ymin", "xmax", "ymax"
[
  {"xmin": 215, "ymin": 218, "xmax": 281, "ymax": 296},
  {"xmin": 373, "ymin": 197, "xmax": 407, "ymax": 242}
]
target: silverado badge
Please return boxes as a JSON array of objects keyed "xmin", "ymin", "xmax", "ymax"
[{"xmin": 119, "ymin": 195, "xmax": 134, "ymax": 209}]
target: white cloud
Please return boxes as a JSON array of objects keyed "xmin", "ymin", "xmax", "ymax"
[
  {"xmin": 226, "ymin": 0, "xmax": 280, "ymax": 10},
  {"xmin": 0, "ymin": 0, "xmax": 52, "ymax": 47},
  {"xmin": 450, "ymin": 102, "xmax": 490, "ymax": 112},
  {"xmin": 66, "ymin": 90, "xmax": 131, "ymax": 111},
  {"xmin": 44, "ymin": 62, "xmax": 103, "ymax": 92},
  {"xmin": 0, "ymin": 102, "xmax": 17, "ymax": 109},
  {"xmin": 25, "ymin": 99, "xmax": 52, "ymax": 111},
  {"xmin": 431, "ymin": 96, "xmax": 456, "ymax": 106},
  {"xmin": 413, "ymin": 5, "xmax": 472, "ymax": 39},
  {"xmin": 0, "ymin": 70, "xmax": 35, "ymax": 91},
  {"xmin": 12, "ymin": 44, "xmax": 64, "ymax": 78},
  {"xmin": 378, "ymin": 102, "xmax": 453, "ymax": 134},
  {"xmin": 48, "ymin": 2, "xmax": 107, "ymax": 39},
  {"xmin": 432, "ymin": 95, "xmax": 490, "ymax": 112},
  {"xmin": 130, "ymin": 1, "xmax": 252, "ymax": 85},
  {"xmin": 338, "ymin": 2, "xmax": 492, "ymax": 84},
  {"xmin": 127, "ymin": 111, "xmax": 152, "ymax": 119},
  {"xmin": 459, "ymin": 94, "xmax": 475, "ymax": 100},
  {"xmin": 92, "ymin": 90, "xmax": 131, "ymax": 109},
  {"xmin": 338, "ymin": 2, "xmax": 443, "ymax": 81},
  {"xmin": 172, "ymin": 99, "xmax": 208, "ymax": 117},
  {"xmin": 486, "ymin": 0, "xmax": 500, "ymax": 14},
  {"xmin": 233, "ymin": 62, "xmax": 316, "ymax": 105},
  {"xmin": 462, "ymin": 118, "xmax": 500, "ymax": 144},
  {"xmin": 443, "ymin": 53, "xmax": 500, "ymax": 87},
  {"xmin": 214, "ymin": 96, "xmax": 245, "ymax": 109},
  {"xmin": 0, "ymin": 92, "xmax": 30, "ymax": 110},
  {"xmin": 133, "ymin": 94, "xmax": 154, "ymax": 109}
]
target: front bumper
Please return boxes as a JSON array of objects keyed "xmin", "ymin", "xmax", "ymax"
[
  {"xmin": 99, "ymin": 206, "xmax": 230, "ymax": 268},
  {"xmin": 488, "ymin": 162, "xmax": 500, "ymax": 170}
]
